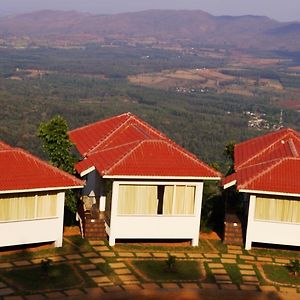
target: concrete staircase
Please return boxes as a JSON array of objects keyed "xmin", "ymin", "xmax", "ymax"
[
  {"xmin": 84, "ymin": 212, "xmax": 107, "ymax": 239},
  {"xmin": 223, "ymin": 213, "xmax": 243, "ymax": 246}
]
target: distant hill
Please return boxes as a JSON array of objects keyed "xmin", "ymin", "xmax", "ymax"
[{"xmin": 1, "ymin": 9, "xmax": 300, "ymax": 50}]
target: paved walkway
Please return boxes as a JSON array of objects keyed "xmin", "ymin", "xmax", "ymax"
[{"xmin": 0, "ymin": 239, "xmax": 299, "ymax": 299}]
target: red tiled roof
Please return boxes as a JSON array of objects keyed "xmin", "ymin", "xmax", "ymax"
[
  {"xmin": 77, "ymin": 140, "xmax": 219, "ymax": 178},
  {"xmin": 0, "ymin": 147, "xmax": 84, "ymax": 193},
  {"xmin": 71, "ymin": 113, "xmax": 221, "ymax": 179},
  {"xmin": 235, "ymin": 128, "xmax": 300, "ymax": 170},
  {"xmin": 69, "ymin": 112, "xmax": 168, "ymax": 156},
  {"xmin": 69, "ymin": 113, "xmax": 130, "ymax": 156},
  {"xmin": 224, "ymin": 128, "xmax": 300, "ymax": 195},
  {"xmin": 241, "ymin": 158, "xmax": 300, "ymax": 195},
  {"xmin": 224, "ymin": 158, "xmax": 300, "ymax": 196}
]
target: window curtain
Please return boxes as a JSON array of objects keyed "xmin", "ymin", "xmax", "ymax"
[
  {"xmin": 0, "ymin": 193, "xmax": 58, "ymax": 222},
  {"xmin": 185, "ymin": 186, "xmax": 196, "ymax": 214},
  {"xmin": 117, "ymin": 184, "xmax": 196, "ymax": 216},
  {"xmin": 163, "ymin": 186, "xmax": 174, "ymax": 215},
  {"xmin": 0, "ymin": 194, "xmax": 35, "ymax": 221},
  {"xmin": 255, "ymin": 196, "xmax": 300, "ymax": 223},
  {"xmin": 118, "ymin": 185, "xmax": 157, "ymax": 215},
  {"xmin": 173, "ymin": 185, "xmax": 195, "ymax": 215},
  {"xmin": 36, "ymin": 193, "xmax": 57, "ymax": 218}
]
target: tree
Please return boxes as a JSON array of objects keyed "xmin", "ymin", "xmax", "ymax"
[
  {"xmin": 38, "ymin": 115, "xmax": 76, "ymax": 174},
  {"xmin": 224, "ymin": 141, "xmax": 235, "ymax": 176},
  {"xmin": 38, "ymin": 115, "xmax": 78, "ymax": 213}
]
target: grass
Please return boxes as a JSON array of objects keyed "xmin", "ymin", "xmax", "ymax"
[
  {"xmin": 132, "ymin": 260, "xmax": 201, "ymax": 281},
  {"xmin": 203, "ymin": 262, "xmax": 215, "ymax": 283},
  {"xmin": 0, "ymin": 236, "xmax": 93, "ymax": 263},
  {"xmin": 207, "ymin": 239, "xmax": 228, "ymax": 254},
  {"xmin": 2, "ymin": 263, "xmax": 82, "ymax": 291},
  {"xmin": 262, "ymin": 264, "xmax": 300, "ymax": 285},
  {"xmin": 253, "ymin": 264, "xmax": 266, "ymax": 285},
  {"xmin": 115, "ymin": 239, "xmax": 212, "ymax": 253},
  {"xmin": 97, "ymin": 262, "xmax": 114, "ymax": 276},
  {"xmin": 224, "ymin": 264, "xmax": 242, "ymax": 284},
  {"xmin": 250, "ymin": 247, "xmax": 300, "ymax": 259}
]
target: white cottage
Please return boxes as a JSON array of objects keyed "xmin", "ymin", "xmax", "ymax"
[
  {"xmin": 69, "ymin": 113, "xmax": 221, "ymax": 246},
  {"xmin": 223, "ymin": 128, "xmax": 300, "ymax": 249},
  {"xmin": 0, "ymin": 141, "xmax": 83, "ymax": 248}
]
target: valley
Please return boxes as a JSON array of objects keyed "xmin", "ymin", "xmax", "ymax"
[{"xmin": 0, "ymin": 10, "xmax": 300, "ymax": 172}]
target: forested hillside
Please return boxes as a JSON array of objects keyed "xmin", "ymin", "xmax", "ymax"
[{"xmin": 0, "ymin": 46, "xmax": 299, "ymax": 172}]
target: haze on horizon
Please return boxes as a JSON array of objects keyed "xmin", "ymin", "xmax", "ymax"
[{"xmin": 0, "ymin": 0, "xmax": 300, "ymax": 22}]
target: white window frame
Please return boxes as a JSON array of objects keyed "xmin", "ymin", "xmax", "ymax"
[
  {"xmin": 117, "ymin": 182, "xmax": 197, "ymax": 217},
  {"xmin": 0, "ymin": 193, "xmax": 58, "ymax": 223}
]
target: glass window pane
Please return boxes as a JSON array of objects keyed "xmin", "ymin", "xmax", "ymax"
[
  {"xmin": 0, "ymin": 194, "xmax": 35, "ymax": 221},
  {"xmin": 255, "ymin": 196, "xmax": 300, "ymax": 223},
  {"xmin": 118, "ymin": 185, "xmax": 157, "ymax": 215},
  {"xmin": 36, "ymin": 193, "xmax": 57, "ymax": 218}
]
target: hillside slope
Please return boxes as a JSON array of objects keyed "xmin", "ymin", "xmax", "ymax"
[{"xmin": 0, "ymin": 10, "xmax": 300, "ymax": 50}]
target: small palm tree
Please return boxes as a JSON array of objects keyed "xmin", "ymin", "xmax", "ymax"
[
  {"xmin": 41, "ymin": 258, "xmax": 52, "ymax": 278},
  {"xmin": 287, "ymin": 259, "xmax": 300, "ymax": 277},
  {"xmin": 165, "ymin": 254, "xmax": 176, "ymax": 272}
]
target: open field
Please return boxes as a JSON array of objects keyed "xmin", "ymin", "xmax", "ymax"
[{"xmin": 128, "ymin": 68, "xmax": 284, "ymax": 97}]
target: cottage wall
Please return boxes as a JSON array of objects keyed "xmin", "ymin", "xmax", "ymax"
[
  {"xmin": 245, "ymin": 194, "xmax": 300, "ymax": 249},
  {"xmin": 0, "ymin": 192, "xmax": 65, "ymax": 248},
  {"xmin": 107, "ymin": 180, "xmax": 204, "ymax": 246}
]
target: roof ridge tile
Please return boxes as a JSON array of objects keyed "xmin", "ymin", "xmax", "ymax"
[
  {"xmin": 106, "ymin": 139, "xmax": 220, "ymax": 177},
  {"xmin": 287, "ymin": 138, "xmax": 299, "ymax": 157},
  {"xmin": 87, "ymin": 117, "xmax": 133, "ymax": 155},
  {"xmin": 237, "ymin": 131, "xmax": 294, "ymax": 169},
  {"xmin": 71, "ymin": 112, "xmax": 130, "ymax": 134},
  {"xmin": 239, "ymin": 158, "xmax": 284, "ymax": 189},
  {"xmin": 11, "ymin": 148, "xmax": 84, "ymax": 186},
  {"xmin": 87, "ymin": 113, "xmax": 169, "ymax": 155},
  {"xmin": 103, "ymin": 139, "xmax": 143, "ymax": 175}
]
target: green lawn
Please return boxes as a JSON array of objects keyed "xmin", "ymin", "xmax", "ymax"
[
  {"xmin": 132, "ymin": 260, "xmax": 201, "ymax": 281},
  {"xmin": 224, "ymin": 264, "xmax": 242, "ymax": 284},
  {"xmin": 2, "ymin": 263, "xmax": 83, "ymax": 291},
  {"xmin": 207, "ymin": 239, "xmax": 228, "ymax": 254},
  {"xmin": 203, "ymin": 262, "xmax": 216, "ymax": 283},
  {"xmin": 263, "ymin": 264, "xmax": 300, "ymax": 285},
  {"xmin": 0, "ymin": 236, "xmax": 93, "ymax": 263},
  {"xmin": 115, "ymin": 239, "xmax": 212, "ymax": 253},
  {"xmin": 250, "ymin": 247, "xmax": 300, "ymax": 259}
]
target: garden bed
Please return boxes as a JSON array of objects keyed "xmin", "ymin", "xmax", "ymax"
[
  {"xmin": 262, "ymin": 264, "xmax": 300, "ymax": 286},
  {"xmin": 130, "ymin": 259, "xmax": 203, "ymax": 282},
  {"xmin": 1, "ymin": 263, "xmax": 83, "ymax": 292}
]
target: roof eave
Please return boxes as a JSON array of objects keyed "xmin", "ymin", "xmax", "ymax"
[
  {"xmin": 102, "ymin": 175, "xmax": 221, "ymax": 180},
  {"xmin": 223, "ymin": 180, "xmax": 237, "ymax": 190},
  {"xmin": 79, "ymin": 166, "xmax": 96, "ymax": 177},
  {"xmin": 0, "ymin": 185, "xmax": 84, "ymax": 195},
  {"xmin": 239, "ymin": 188, "xmax": 300, "ymax": 198}
]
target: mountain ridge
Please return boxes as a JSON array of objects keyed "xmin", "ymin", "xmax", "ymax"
[{"xmin": 0, "ymin": 9, "xmax": 299, "ymax": 50}]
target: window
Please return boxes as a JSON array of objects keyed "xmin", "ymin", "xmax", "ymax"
[
  {"xmin": 117, "ymin": 184, "xmax": 196, "ymax": 216},
  {"xmin": 255, "ymin": 196, "xmax": 300, "ymax": 223},
  {"xmin": 0, "ymin": 193, "xmax": 57, "ymax": 222},
  {"xmin": 118, "ymin": 185, "xmax": 157, "ymax": 215}
]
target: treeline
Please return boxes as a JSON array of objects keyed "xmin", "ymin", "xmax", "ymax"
[{"xmin": 0, "ymin": 46, "xmax": 225, "ymax": 79}]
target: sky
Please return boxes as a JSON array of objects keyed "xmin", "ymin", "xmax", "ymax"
[{"xmin": 1, "ymin": 0, "xmax": 300, "ymax": 22}]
